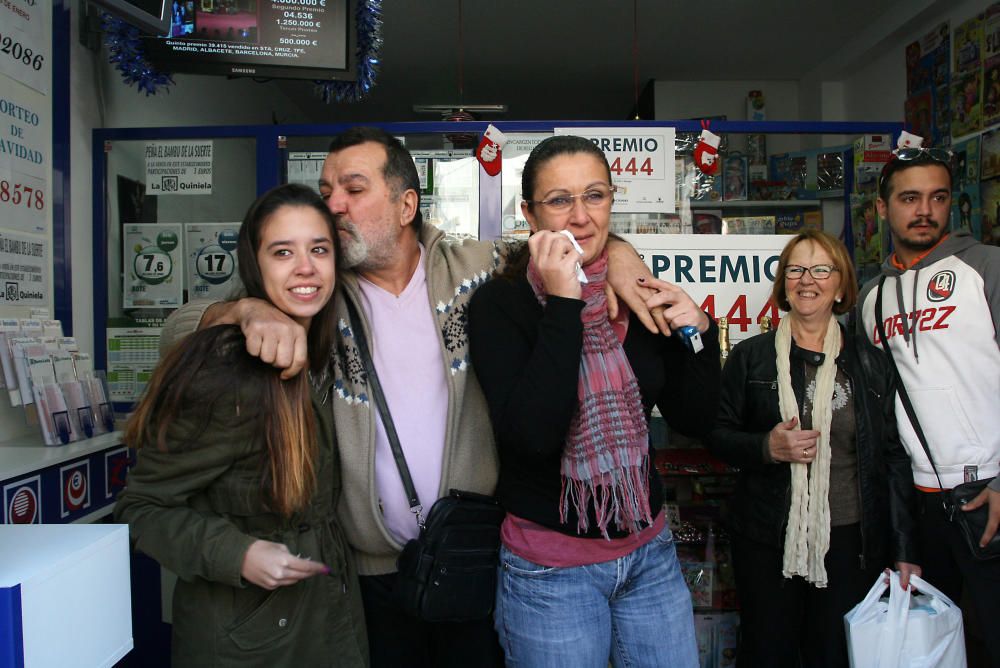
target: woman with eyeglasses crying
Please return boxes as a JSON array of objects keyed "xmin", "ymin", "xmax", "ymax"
[
  {"xmin": 706, "ymin": 229, "xmax": 920, "ymax": 668},
  {"xmin": 468, "ymin": 135, "xmax": 721, "ymax": 667}
]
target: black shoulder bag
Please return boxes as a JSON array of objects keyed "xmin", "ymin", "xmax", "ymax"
[
  {"xmin": 874, "ymin": 277, "xmax": 1000, "ymax": 560},
  {"xmin": 346, "ymin": 300, "xmax": 505, "ymax": 621}
]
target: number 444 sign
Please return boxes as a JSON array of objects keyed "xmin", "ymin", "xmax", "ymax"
[
  {"xmin": 123, "ymin": 224, "xmax": 183, "ymax": 308},
  {"xmin": 622, "ymin": 234, "xmax": 792, "ymax": 345}
]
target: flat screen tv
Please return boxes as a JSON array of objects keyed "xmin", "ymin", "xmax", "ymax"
[
  {"xmin": 143, "ymin": 0, "xmax": 356, "ymax": 81},
  {"xmin": 92, "ymin": 0, "xmax": 171, "ymax": 36}
]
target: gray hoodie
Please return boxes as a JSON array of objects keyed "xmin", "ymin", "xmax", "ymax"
[{"xmin": 858, "ymin": 231, "xmax": 1000, "ymax": 490}]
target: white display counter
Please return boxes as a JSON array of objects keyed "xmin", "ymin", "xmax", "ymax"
[{"xmin": 0, "ymin": 523, "xmax": 132, "ymax": 667}]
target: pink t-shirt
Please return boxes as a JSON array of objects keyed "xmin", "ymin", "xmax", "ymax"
[{"xmin": 358, "ymin": 246, "xmax": 449, "ymax": 543}]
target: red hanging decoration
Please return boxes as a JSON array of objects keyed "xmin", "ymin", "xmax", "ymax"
[{"xmin": 694, "ymin": 120, "xmax": 722, "ymax": 176}]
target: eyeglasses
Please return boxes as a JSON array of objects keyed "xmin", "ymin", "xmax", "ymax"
[
  {"xmin": 524, "ymin": 185, "xmax": 616, "ymax": 212},
  {"xmin": 784, "ymin": 264, "xmax": 839, "ymax": 280},
  {"xmin": 878, "ymin": 147, "xmax": 954, "ymax": 192}
]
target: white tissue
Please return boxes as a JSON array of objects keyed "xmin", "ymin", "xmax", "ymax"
[{"xmin": 559, "ymin": 230, "xmax": 588, "ymax": 284}]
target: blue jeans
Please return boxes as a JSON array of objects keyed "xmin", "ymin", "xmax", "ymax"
[{"xmin": 494, "ymin": 524, "xmax": 699, "ymax": 668}]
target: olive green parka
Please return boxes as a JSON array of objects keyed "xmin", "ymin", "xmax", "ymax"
[{"xmin": 115, "ymin": 327, "xmax": 368, "ymax": 667}]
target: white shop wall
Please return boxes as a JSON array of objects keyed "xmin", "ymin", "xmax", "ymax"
[
  {"xmin": 65, "ymin": 3, "xmax": 313, "ymax": 412},
  {"xmin": 651, "ymin": 0, "xmax": 990, "ymax": 151},
  {"xmin": 0, "ymin": 3, "xmax": 307, "ymax": 442},
  {"xmin": 646, "ymin": 0, "xmax": 990, "ymax": 241},
  {"xmin": 652, "ymin": 80, "xmax": 804, "ymax": 156}
]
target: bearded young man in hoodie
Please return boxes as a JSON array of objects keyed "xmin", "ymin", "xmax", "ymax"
[{"xmin": 858, "ymin": 148, "xmax": 1000, "ymax": 666}]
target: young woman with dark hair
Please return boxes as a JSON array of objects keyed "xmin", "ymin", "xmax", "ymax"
[{"xmin": 115, "ymin": 183, "xmax": 368, "ymax": 667}]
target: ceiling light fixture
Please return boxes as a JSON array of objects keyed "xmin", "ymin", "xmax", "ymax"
[{"xmin": 412, "ymin": 104, "xmax": 507, "ymax": 115}]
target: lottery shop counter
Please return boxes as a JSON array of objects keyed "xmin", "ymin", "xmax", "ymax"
[{"xmin": 0, "ymin": 432, "xmax": 126, "ymax": 525}]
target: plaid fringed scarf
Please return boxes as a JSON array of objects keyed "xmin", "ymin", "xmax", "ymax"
[{"xmin": 527, "ymin": 250, "xmax": 652, "ymax": 538}]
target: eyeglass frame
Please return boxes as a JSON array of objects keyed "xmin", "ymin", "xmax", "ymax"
[
  {"xmin": 783, "ymin": 264, "xmax": 840, "ymax": 280},
  {"xmin": 877, "ymin": 147, "xmax": 954, "ymax": 198},
  {"xmin": 523, "ymin": 184, "xmax": 617, "ymax": 211}
]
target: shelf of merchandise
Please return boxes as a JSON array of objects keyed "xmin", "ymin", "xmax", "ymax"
[
  {"xmin": 690, "ymin": 199, "xmax": 821, "ymax": 209},
  {"xmin": 816, "ymin": 189, "xmax": 845, "ymax": 199},
  {"xmin": 655, "ymin": 442, "xmax": 740, "ymax": 622},
  {"xmin": 654, "ymin": 447, "xmax": 739, "ymax": 477}
]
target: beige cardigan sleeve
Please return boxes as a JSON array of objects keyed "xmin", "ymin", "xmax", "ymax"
[{"xmin": 160, "ymin": 299, "xmax": 217, "ymax": 355}]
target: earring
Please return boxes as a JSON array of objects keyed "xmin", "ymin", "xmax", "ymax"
[{"xmin": 835, "ymin": 296, "xmax": 842, "ymax": 303}]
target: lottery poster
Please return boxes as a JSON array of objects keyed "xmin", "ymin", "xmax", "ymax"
[
  {"xmin": 123, "ymin": 224, "xmax": 183, "ymax": 308},
  {"xmin": 0, "ymin": 0, "xmax": 50, "ymax": 238},
  {"xmin": 623, "ymin": 233, "xmax": 792, "ymax": 345},
  {"xmin": 185, "ymin": 223, "xmax": 242, "ymax": 302},
  {"xmin": 144, "ymin": 140, "xmax": 213, "ymax": 196},
  {"xmin": 555, "ymin": 127, "xmax": 676, "ymax": 214},
  {"xmin": 0, "ymin": 228, "xmax": 47, "ymax": 306}
]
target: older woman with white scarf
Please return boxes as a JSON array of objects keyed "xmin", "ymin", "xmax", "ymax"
[{"xmin": 707, "ymin": 230, "xmax": 920, "ymax": 668}]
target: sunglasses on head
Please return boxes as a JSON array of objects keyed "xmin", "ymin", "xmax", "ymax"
[
  {"xmin": 878, "ymin": 147, "xmax": 954, "ymax": 193},
  {"xmin": 892, "ymin": 147, "xmax": 954, "ymax": 163}
]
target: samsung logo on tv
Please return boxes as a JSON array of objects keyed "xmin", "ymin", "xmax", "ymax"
[{"xmin": 231, "ymin": 67, "xmax": 256, "ymax": 74}]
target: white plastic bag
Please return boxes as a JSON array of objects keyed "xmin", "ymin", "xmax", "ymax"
[{"xmin": 844, "ymin": 571, "xmax": 966, "ymax": 668}]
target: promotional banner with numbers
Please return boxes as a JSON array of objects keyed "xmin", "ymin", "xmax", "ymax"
[
  {"xmin": 556, "ymin": 127, "xmax": 676, "ymax": 214},
  {"xmin": 123, "ymin": 224, "xmax": 183, "ymax": 308},
  {"xmin": 0, "ymin": 0, "xmax": 50, "ymax": 238},
  {"xmin": 0, "ymin": 0, "xmax": 50, "ymax": 96},
  {"xmin": 185, "ymin": 223, "xmax": 242, "ymax": 302},
  {"xmin": 622, "ymin": 234, "xmax": 792, "ymax": 344},
  {"xmin": 0, "ymin": 75, "xmax": 47, "ymax": 235}
]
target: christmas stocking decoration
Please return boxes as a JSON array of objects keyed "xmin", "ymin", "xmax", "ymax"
[
  {"xmin": 477, "ymin": 124, "xmax": 507, "ymax": 176},
  {"xmin": 693, "ymin": 125, "xmax": 721, "ymax": 176}
]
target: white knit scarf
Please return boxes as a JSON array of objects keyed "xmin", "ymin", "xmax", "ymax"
[{"xmin": 777, "ymin": 315, "xmax": 841, "ymax": 587}]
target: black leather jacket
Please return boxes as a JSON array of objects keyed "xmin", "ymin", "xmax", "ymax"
[{"xmin": 707, "ymin": 326, "xmax": 919, "ymax": 569}]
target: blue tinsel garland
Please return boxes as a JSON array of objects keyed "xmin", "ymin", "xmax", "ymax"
[
  {"xmin": 316, "ymin": 0, "xmax": 383, "ymax": 103},
  {"xmin": 102, "ymin": 14, "xmax": 174, "ymax": 96},
  {"xmin": 101, "ymin": 1, "xmax": 382, "ymax": 102}
]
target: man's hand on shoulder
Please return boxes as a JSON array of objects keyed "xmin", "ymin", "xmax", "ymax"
[
  {"xmin": 205, "ymin": 298, "xmax": 308, "ymax": 379},
  {"xmin": 605, "ymin": 237, "xmax": 670, "ymax": 335}
]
